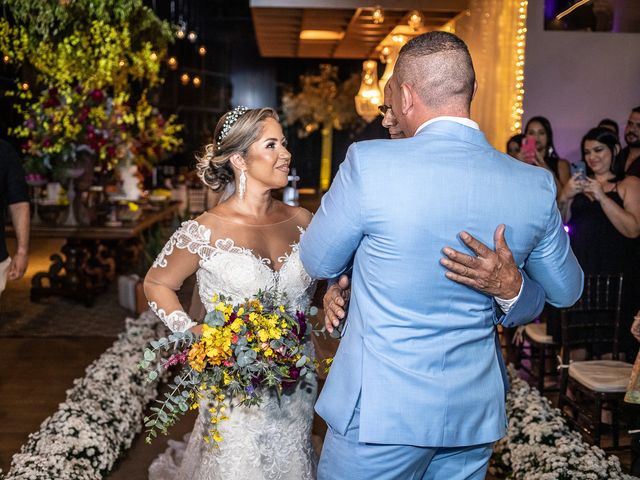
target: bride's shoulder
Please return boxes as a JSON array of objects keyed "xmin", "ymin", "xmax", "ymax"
[
  {"xmin": 295, "ymin": 207, "xmax": 313, "ymax": 228},
  {"xmin": 274, "ymin": 201, "xmax": 312, "ymax": 227}
]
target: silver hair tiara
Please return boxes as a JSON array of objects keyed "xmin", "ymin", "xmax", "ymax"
[{"xmin": 217, "ymin": 106, "xmax": 250, "ymax": 145}]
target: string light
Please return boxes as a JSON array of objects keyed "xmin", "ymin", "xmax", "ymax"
[
  {"xmin": 2, "ymin": 55, "xmax": 9, "ymax": 64},
  {"xmin": 187, "ymin": 31, "xmax": 197, "ymax": 43},
  {"xmin": 372, "ymin": 6, "xmax": 384, "ymax": 24},
  {"xmin": 193, "ymin": 76, "xmax": 201, "ymax": 87},
  {"xmin": 511, "ymin": 0, "xmax": 528, "ymax": 134},
  {"xmin": 167, "ymin": 57, "xmax": 178, "ymax": 70},
  {"xmin": 149, "ymin": 52, "xmax": 158, "ymax": 61},
  {"xmin": 198, "ymin": 46, "xmax": 207, "ymax": 56},
  {"xmin": 176, "ymin": 29, "xmax": 185, "ymax": 40},
  {"xmin": 180, "ymin": 73, "xmax": 190, "ymax": 85},
  {"xmin": 118, "ymin": 59, "xmax": 126, "ymax": 68},
  {"xmin": 21, "ymin": 82, "xmax": 29, "ymax": 90}
]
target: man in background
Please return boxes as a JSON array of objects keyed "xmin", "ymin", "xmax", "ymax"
[
  {"xmin": 0, "ymin": 139, "xmax": 30, "ymax": 300},
  {"xmin": 621, "ymin": 106, "xmax": 640, "ymax": 177}
]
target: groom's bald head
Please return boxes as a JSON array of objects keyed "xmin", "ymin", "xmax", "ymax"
[{"xmin": 395, "ymin": 32, "xmax": 476, "ymax": 110}]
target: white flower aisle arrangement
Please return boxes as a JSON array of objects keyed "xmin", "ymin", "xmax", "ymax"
[
  {"xmin": 490, "ymin": 365, "xmax": 637, "ymax": 480},
  {"xmin": 2, "ymin": 312, "xmax": 165, "ymax": 480}
]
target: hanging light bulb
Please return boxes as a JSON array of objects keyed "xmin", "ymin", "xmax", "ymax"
[
  {"xmin": 149, "ymin": 52, "xmax": 158, "ymax": 61},
  {"xmin": 167, "ymin": 57, "xmax": 178, "ymax": 70},
  {"xmin": 198, "ymin": 46, "xmax": 207, "ymax": 56},
  {"xmin": 118, "ymin": 59, "xmax": 126, "ymax": 68},
  {"xmin": 193, "ymin": 76, "xmax": 201, "ymax": 88},
  {"xmin": 408, "ymin": 10, "xmax": 423, "ymax": 31},
  {"xmin": 176, "ymin": 18, "xmax": 187, "ymax": 39},
  {"xmin": 354, "ymin": 60, "xmax": 382, "ymax": 122},
  {"xmin": 379, "ymin": 46, "xmax": 391, "ymax": 63},
  {"xmin": 372, "ymin": 6, "xmax": 384, "ymax": 24},
  {"xmin": 2, "ymin": 55, "xmax": 10, "ymax": 64},
  {"xmin": 21, "ymin": 82, "xmax": 29, "ymax": 90},
  {"xmin": 379, "ymin": 46, "xmax": 400, "ymax": 93},
  {"xmin": 187, "ymin": 31, "xmax": 197, "ymax": 43},
  {"xmin": 180, "ymin": 73, "xmax": 190, "ymax": 85}
]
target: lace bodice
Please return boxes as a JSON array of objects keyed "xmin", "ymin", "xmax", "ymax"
[{"xmin": 145, "ymin": 213, "xmax": 316, "ymax": 333}]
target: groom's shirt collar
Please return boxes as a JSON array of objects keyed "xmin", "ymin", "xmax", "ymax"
[{"xmin": 415, "ymin": 116, "xmax": 480, "ymax": 135}]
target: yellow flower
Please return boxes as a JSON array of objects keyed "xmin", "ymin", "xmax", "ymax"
[
  {"xmin": 223, "ymin": 371, "xmax": 232, "ymax": 385},
  {"xmin": 230, "ymin": 318, "xmax": 244, "ymax": 333},
  {"xmin": 188, "ymin": 342, "xmax": 207, "ymax": 372},
  {"xmin": 257, "ymin": 329, "xmax": 269, "ymax": 343}
]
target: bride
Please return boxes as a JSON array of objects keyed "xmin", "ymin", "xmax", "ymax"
[{"xmin": 144, "ymin": 106, "xmax": 317, "ymax": 479}]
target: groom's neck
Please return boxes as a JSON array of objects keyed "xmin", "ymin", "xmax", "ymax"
[{"xmin": 408, "ymin": 104, "xmax": 471, "ymax": 137}]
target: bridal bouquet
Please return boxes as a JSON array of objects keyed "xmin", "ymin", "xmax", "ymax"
[{"xmin": 139, "ymin": 291, "xmax": 318, "ymax": 446}]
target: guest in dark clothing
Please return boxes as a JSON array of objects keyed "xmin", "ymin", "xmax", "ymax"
[
  {"xmin": 0, "ymin": 140, "xmax": 30, "ymax": 299},
  {"xmin": 506, "ymin": 133, "xmax": 525, "ymax": 161},
  {"xmin": 524, "ymin": 116, "xmax": 571, "ymax": 191},
  {"xmin": 620, "ymin": 106, "xmax": 640, "ymax": 178},
  {"xmin": 559, "ymin": 127, "xmax": 640, "ymax": 358},
  {"xmin": 598, "ymin": 118, "xmax": 619, "ymax": 138}
]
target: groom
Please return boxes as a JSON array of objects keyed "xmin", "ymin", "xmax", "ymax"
[{"xmin": 299, "ymin": 32, "xmax": 583, "ymax": 479}]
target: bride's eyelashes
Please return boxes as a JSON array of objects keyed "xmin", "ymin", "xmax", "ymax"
[{"xmin": 265, "ymin": 139, "xmax": 288, "ymax": 149}]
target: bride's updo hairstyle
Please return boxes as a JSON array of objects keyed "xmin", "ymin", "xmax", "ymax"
[{"xmin": 196, "ymin": 106, "xmax": 280, "ymax": 191}]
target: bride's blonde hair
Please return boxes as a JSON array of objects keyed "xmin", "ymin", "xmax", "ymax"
[{"xmin": 196, "ymin": 107, "xmax": 280, "ymax": 191}]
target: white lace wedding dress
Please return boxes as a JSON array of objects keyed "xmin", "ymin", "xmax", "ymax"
[{"xmin": 145, "ymin": 210, "xmax": 317, "ymax": 480}]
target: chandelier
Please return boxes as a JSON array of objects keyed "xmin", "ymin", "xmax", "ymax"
[{"xmin": 354, "ymin": 60, "xmax": 382, "ymax": 122}]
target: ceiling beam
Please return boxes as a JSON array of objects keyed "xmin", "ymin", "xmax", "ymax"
[{"xmin": 250, "ymin": 0, "xmax": 468, "ymax": 12}]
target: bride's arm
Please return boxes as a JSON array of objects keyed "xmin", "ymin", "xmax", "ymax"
[{"xmin": 144, "ymin": 221, "xmax": 210, "ymax": 333}]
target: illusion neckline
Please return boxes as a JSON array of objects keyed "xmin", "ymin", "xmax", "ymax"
[
  {"xmin": 202, "ymin": 208, "xmax": 302, "ymax": 227},
  {"xmin": 189, "ymin": 219, "xmax": 305, "ymax": 275}
]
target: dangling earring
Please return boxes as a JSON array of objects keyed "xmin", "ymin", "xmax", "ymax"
[{"xmin": 239, "ymin": 170, "xmax": 247, "ymax": 200}]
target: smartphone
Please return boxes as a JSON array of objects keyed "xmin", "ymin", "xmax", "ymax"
[
  {"xmin": 521, "ymin": 136, "xmax": 537, "ymax": 163},
  {"xmin": 572, "ymin": 162, "xmax": 587, "ymax": 181}
]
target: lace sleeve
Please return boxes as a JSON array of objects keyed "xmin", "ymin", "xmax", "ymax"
[{"xmin": 144, "ymin": 220, "xmax": 214, "ymax": 332}]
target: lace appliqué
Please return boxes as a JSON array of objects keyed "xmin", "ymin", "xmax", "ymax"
[
  {"xmin": 153, "ymin": 220, "xmax": 215, "ymax": 268},
  {"xmin": 148, "ymin": 301, "xmax": 197, "ymax": 333},
  {"xmin": 213, "ymin": 237, "xmax": 273, "ymax": 267}
]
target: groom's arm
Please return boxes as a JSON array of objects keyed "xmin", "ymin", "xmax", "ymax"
[
  {"xmin": 300, "ymin": 144, "xmax": 364, "ymax": 279},
  {"xmin": 524, "ymin": 185, "xmax": 584, "ymax": 307}
]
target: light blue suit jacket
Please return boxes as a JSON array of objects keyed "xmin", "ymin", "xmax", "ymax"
[{"xmin": 300, "ymin": 120, "xmax": 583, "ymax": 447}]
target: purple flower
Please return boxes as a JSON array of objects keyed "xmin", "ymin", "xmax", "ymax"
[
  {"xmin": 245, "ymin": 385, "xmax": 256, "ymax": 397},
  {"xmin": 288, "ymin": 366, "xmax": 300, "ymax": 380}
]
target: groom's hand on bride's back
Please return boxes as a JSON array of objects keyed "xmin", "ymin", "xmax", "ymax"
[
  {"xmin": 440, "ymin": 224, "xmax": 522, "ymax": 299},
  {"xmin": 323, "ymin": 274, "xmax": 351, "ymax": 333}
]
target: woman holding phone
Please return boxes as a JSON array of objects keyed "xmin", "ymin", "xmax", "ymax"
[
  {"xmin": 524, "ymin": 116, "xmax": 571, "ymax": 191},
  {"xmin": 559, "ymin": 126, "xmax": 640, "ymax": 358}
]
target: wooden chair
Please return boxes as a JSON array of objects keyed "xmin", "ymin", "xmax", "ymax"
[
  {"xmin": 557, "ymin": 273, "xmax": 633, "ymax": 448},
  {"xmin": 517, "ymin": 308, "xmax": 560, "ymax": 392}
]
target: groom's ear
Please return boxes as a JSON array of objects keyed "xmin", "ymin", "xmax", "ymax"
[
  {"xmin": 471, "ymin": 81, "xmax": 478, "ymax": 101},
  {"xmin": 400, "ymin": 83, "xmax": 413, "ymax": 116}
]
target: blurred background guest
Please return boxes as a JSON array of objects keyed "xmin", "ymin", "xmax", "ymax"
[
  {"xmin": 524, "ymin": 116, "xmax": 571, "ymax": 192},
  {"xmin": 559, "ymin": 127, "xmax": 640, "ymax": 358},
  {"xmin": 598, "ymin": 118, "xmax": 620, "ymax": 138},
  {"xmin": 621, "ymin": 106, "xmax": 640, "ymax": 178},
  {"xmin": 0, "ymin": 140, "xmax": 30, "ymax": 301},
  {"xmin": 506, "ymin": 133, "xmax": 525, "ymax": 161}
]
